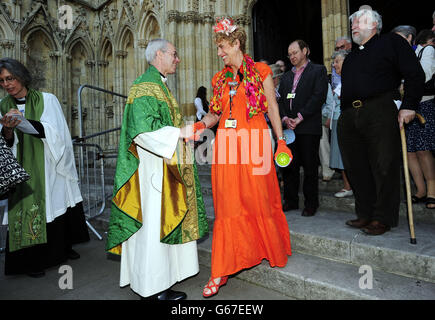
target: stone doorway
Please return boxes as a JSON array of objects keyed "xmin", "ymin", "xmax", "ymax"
[{"xmin": 252, "ymin": 0, "xmax": 323, "ymax": 69}]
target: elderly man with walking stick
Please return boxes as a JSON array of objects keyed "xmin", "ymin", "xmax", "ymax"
[{"xmin": 338, "ymin": 8, "xmax": 425, "ymax": 236}]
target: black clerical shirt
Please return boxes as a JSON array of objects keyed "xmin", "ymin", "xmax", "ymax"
[{"xmin": 341, "ymin": 33, "xmax": 425, "ymax": 111}]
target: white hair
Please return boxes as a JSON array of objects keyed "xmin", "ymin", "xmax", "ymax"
[
  {"xmin": 392, "ymin": 25, "xmax": 417, "ymax": 42},
  {"xmin": 145, "ymin": 39, "xmax": 170, "ymax": 63},
  {"xmin": 331, "ymin": 49, "xmax": 349, "ymax": 60},
  {"xmin": 335, "ymin": 36, "xmax": 352, "ymax": 45},
  {"xmin": 350, "ymin": 9, "xmax": 383, "ymax": 34}
]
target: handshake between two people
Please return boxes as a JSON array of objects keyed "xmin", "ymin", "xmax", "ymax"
[{"xmin": 179, "ymin": 121, "xmax": 293, "ymax": 168}]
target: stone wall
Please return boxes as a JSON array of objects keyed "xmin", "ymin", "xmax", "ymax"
[{"xmin": 0, "ymin": 0, "xmax": 348, "ymax": 151}]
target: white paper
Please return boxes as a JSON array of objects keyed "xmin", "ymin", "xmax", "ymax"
[{"xmin": 0, "ymin": 114, "xmax": 38, "ymax": 134}]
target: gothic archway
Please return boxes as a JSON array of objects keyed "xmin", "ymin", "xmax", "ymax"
[{"xmin": 25, "ymin": 29, "xmax": 56, "ymax": 93}]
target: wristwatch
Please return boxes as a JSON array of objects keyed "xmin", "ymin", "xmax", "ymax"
[{"xmin": 278, "ymin": 136, "xmax": 286, "ymax": 141}]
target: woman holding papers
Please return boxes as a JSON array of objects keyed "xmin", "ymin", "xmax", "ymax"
[{"xmin": 0, "ymin": 58, "xmax": 89, "ymax": 277}]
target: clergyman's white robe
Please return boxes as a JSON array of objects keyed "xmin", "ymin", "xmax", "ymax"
[
  {"xmin": 119, "ymin": 126, "xmax": 199, "ymax": 297},
  {"xmin": 1, "ymin": 92, "xmax": 83, "ymax": 225}
]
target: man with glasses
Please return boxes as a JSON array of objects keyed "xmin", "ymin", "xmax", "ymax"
[
  {"xmin": 107, "ymin": 39, "xmax": 208, "ymax": 300},
  {"xmin": 278, "ymin": 40, "xmax": 328, "ymax": 217}
]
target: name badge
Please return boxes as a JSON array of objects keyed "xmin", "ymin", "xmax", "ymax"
[
  {"xmin": 287, "ymin": 93, "xmax": 296, "ymax": 99},
  {"xmin": 225, "ymin": 119, "xmax": 237, "ymax": 129}
]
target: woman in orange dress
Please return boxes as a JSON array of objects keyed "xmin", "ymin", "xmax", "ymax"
[{"xmin": 191, "ymin": 18, "xmax": 292, "ymax": 298}]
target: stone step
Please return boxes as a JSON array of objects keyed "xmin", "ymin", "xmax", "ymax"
[
  {"xmin": 93, "ymin": 190, "xmax": 435, "ymax": 284},
  {"xmin": 92, "ymin": 192, "xmax": 435, "ymax": 299},
  {"xmin": 197, "ymin": 237, "xmax": 435, "ymax": 300},
  {"xmin": 196, "ymin": 191, "xmax": 435, "ymax": 283},
  {"xmin": 196, "ymin": 177, "xmax": 435, "ymax": 223},
  {"xmin": 285, "ymin": 208, "xmax": 435, "ymax": 283}
]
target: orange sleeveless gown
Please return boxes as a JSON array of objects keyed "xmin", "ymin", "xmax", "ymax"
[{"xmin": 210, "ymin": 62, "xmax": 291, "ymax": 278}]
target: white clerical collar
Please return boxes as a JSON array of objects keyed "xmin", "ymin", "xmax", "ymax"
[
  {"xmin": 159, "ymin": 72, "xmax": 167, "ymax": 83},
  {"xmin": 359, "ymin": 45, "xmax": 365, "ymax": 50}
]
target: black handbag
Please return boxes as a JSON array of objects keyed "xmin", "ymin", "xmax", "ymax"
[{"xmin": 0, "ymin": 135, "xmax": 30, "ymax": 195}]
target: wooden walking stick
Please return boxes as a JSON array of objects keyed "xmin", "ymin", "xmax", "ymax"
[{"xmin": 400, "ymin": 113, "xmax": 426, "ymax": 245}]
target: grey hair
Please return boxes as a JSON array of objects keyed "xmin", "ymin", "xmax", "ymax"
[
  {"xmin": 331, "ymin": 49, "xmax": 349, "ymax": 61},
  {"xmin": 350, "ymin": 9, "xmax": 383, "ymax": 34},
  {"xmin": 392, "ymin": 25, "xmax": 417, "ymax": 43},
  {"xmin": 0, "ymin": 58, "xmax": 32, "ymax": 88},
  {"xmin": 335, "ymin": 36, "xmax": 352, "ymax": 45},
  {"xmin": 145, "ymin": 39, "xmax": 170, "ymax": 63}
]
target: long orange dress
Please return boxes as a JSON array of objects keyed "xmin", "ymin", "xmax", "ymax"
[{"xmin": 210, "ymin": 62, "xmax": 291, "ymax": 278}]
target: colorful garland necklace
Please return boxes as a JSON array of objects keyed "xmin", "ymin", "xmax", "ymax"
[{"xmin": 209, "ymin": 54, "xmax": 268, "ymax": 120}]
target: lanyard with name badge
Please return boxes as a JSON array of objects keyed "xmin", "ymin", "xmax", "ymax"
[{"xmin": 225, "ymin": 75, "xmax": 240, "ymax": 129}]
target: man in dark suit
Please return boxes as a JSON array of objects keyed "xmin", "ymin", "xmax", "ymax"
[{"xmin": 278, "ymin": 40, "xmax": 328, "ymax": 216}]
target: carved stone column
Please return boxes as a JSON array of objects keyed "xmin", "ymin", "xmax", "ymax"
[
  {"xmin": 114, "ymin": 50, "xmax": 127, "ymax": 138},
  {"xmin": 49, "ymin": 50, "xmax": 62, "ymax": 108},
  {"xmin": 137, "ymin": 39, "xmax": 148, "ymax": 74},
  {"xmin": 0, "ymin": 40, "xmax": 15, "ymax": 59},
  {"xmin": 202, "ymin": 12, "xmax": 215, "ymax": 95},
  {"xmin": 181, "ymin": 11, "xmax": 198, "ymax": 117},
  {"xmin": 167, "ymin": 10, "xmax": 180, "ymax": 111},
  {"xmin": 321, "ymin": 0, "xmax": 349, "ymax": 73}
]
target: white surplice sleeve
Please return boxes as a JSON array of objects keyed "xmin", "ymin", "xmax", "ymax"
[
  {"xmin": 40, "ymin": 93, "xmax": 82, "ymax": 222},
  {"xmin": 133, "ymin": 126, "xmax": 181, "ymax": 160}
]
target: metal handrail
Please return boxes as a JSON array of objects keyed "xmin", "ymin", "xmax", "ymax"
[
  {"xmin": 76, "ymin": 85, "xmax": 126, "ymax": 240},
  {"xmin": 73, "ymin": 127, "xmax": 121, "ymax": 142},
  {"xmin": 77, "ymin": 84, "xmax": 127, "ymax": 140}
]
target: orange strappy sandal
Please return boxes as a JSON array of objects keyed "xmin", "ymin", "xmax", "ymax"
[{"xmin": 202, "ymin": 276, "xmax": 228, "ymax": 298}]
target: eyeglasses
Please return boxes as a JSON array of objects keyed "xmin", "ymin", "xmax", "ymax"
[
  {"xmin": 335, "ymin": 44, "xmax": 346, "ymax": 51},
  {"xmin": 166, "ymin": 51, "xmax": 179, "ymax": 59},
  {"xmin": 0, "ymin": 76, "xmax": 16, "ymax": 85}
]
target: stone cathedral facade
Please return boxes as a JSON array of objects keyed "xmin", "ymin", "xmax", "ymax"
[{"xmin": 0, "ymin": 0, "xmax": 349, "ymax": 152}]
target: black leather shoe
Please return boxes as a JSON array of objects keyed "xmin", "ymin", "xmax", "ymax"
[
  {"xmin": 27, "ymin": 270, "xmax": 45, "ymax": 278},
  {"xmin": 67, "ymin": 249, "xmax": 80, "ymax": 260},
  {"xmin": 282, "ymin": 202, "xmax": 298, "ymax": 211},
  {"xmin": 143, "ymin": 289, "xmax": 187, "ymax": 300},
  {"xmin": 301, "ymin": 207, "xmax": 317, "ymax": 217},
  {"xmin": 345, "ymin": 218, "xmax": 370, "ymax": 229},
  {"xmin": 362, "ymin": 220, "xmax": 391, "ymax": 236}
]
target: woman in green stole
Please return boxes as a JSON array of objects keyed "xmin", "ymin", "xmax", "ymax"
[{"xmin": 0, "ymin": 58, "xmax": 89, "ymax": 277}]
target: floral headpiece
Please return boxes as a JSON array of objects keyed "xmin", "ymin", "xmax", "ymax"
[{"xmin": 213, "ymin": 18, "xmax": 237, "ymax": 36}]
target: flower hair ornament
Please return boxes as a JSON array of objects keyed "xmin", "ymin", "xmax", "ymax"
[{"xmin": 213, "ymin": 17, "xmax": 237, "ymax": 35}]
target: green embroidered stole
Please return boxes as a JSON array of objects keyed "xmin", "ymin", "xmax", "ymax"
[
  {"xmin": 106, "ymin": 66, "xmax": 208, "ymax": 255},
  {"xmin": 0, "ymin": 89, "xmax": 47, "ymax": 252}
]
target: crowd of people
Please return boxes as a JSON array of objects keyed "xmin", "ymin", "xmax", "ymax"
[{"xmin": 0, "ymin": 5, "xmax": 433, "ymax": 301}]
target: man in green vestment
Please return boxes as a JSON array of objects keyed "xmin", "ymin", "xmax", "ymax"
[{"xmin": 106, "ymin": 39, "xmax": 208, "ymax": 300}]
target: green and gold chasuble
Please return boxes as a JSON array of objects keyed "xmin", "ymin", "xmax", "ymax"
[
  {"xmin": 106, "ymin": 65, "xmax": 208, "ymax": 255},
  {"xmin": 0, "ymin": 89, "xmax": 47, "ymax": 252}
]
